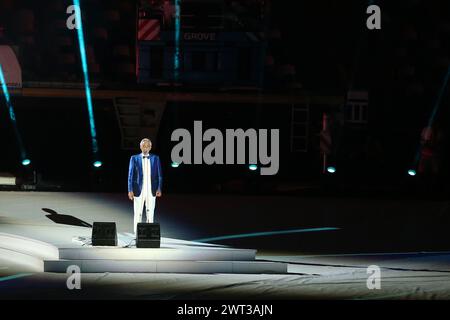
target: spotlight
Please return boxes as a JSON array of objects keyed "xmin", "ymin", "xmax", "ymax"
[
  {"xmin": 249, "ymin": 164, "xmax": 258, "ymax": 171},
  {"xmin": 73, "ymin": 0, "xmax": 100, "ymax": 157},
  {"xmin": 171, "ymin": 162, "xmax": 180, "ymax": 168},
  {"xmin": 93, "ymin": 161, "xmax": 102, "ymax": 168},
  {"xmin": 326, "ymin": 166, "xmax": 336, "ymax": 173},
  {"xmin": 1, "ymin": 63, "xmax": 28, "ymax": 163},
  {"xmin": 407, "ymin": 169, "xmax": 416, "ymax": 176}
]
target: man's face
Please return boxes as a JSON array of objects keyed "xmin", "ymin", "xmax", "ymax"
[{"xmin": 140, "ymin": 141, "xmax": 152, "ymax": 155}]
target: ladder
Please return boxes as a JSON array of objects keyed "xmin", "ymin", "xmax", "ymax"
[{"xmin": 114, "ymin": 97, "xmax": 166, "ymax": 150}]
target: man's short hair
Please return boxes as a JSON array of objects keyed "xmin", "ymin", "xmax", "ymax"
[{"xmin": 140, "ymin": 138, "xmax": 152, "ymax": 146}]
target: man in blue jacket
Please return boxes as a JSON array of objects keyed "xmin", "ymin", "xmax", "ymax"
[{"xmin": 128, "ymin": 138, "xmax": 163, "ymax": 234}]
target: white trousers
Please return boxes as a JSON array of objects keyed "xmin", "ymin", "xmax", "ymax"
[{"xmin": 133, "ymin": 191, "xmax": 156, "ymax": 234}]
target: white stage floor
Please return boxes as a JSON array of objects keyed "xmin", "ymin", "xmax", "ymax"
[{"xmin": 1, "ymin": 191, "xmax": 450, "ymax": 299}]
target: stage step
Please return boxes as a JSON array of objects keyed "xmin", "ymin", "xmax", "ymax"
[
  {"xmin": 58, "ymin": 247, "xmax": 256, "ymax": 261},
  {"xmin": 0, "ymin": 172, "xmax": 16, "ymax": 186},
  {"xmin": 44, "ymin": 259, "xmax": 288, "ymax": 274}
]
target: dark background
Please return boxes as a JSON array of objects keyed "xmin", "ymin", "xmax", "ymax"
[{"xmin": 0, "ymin": 0, "xmax": 449, "ymax": 198}]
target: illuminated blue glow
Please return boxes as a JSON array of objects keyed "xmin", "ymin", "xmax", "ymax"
[
  {"xmin": 174, "ymin": 0, "xmax": 181, "ymax": 80},
  {"xmin": 0, "ymin": 63, "xmax": 27, "ymax": 160},
  {"xmin": 428, "ymin": 66, "xmax": 450, "ymax": 128},
  {"xmin": 22, "ymin": 159, "xmax": 31, "ymax": 166},
  {"xmin": 193, "ymin": 227, "xmax": 340, "ymax": 243},
  {"xmin": 0, "ymin": 273, "xmax": 32, "ymax": 282},
  {"xmin": 414, "ymin": 66, "xmax": 450, "ymax": 166},
  {"xmin": 326, "ymin": 166, "xmax": 336, "ymax": 173},
  {"xmin": 407, "ymin": 169, "xmax": 416, "ymax": 176},
  {"xmin": 171, "ymin": 161, "xmax": 180, "ymax": 168},
  {"xmin": 93, "ymin": 161, "xmax": 102, "ymax": 168},
  {"xmin": 249, "ymin": 164, "xmax": 258, "ymax": 171},
  {"xmin": 0, "ymin": 64, "xmax": 16, "ymax": 122},
  {"xmin": 73, "ymin": 1, "xmax": 99, "ymax": 155}
]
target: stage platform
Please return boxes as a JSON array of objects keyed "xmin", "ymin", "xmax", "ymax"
[
  {"xmin": 2, "ymin": 232, "xmax": 286, "ymax": 274},
  {"xmin": 44, "ymin": 259, "xmax": 286, "ymax": 274},
  {"xmin": 57, "ymin": 246, "xmax": 256, "ymax": 261},
  {"xmin": 43, "ymin": 236, "xmax": 286, "ymax": 273},
  {"xmin": 0, "ymin": 192, "xmax": 287, "ymax": 274},
  {"xmin": 0, "ymin": 173, "xmax": 16, "ymax": 186}
]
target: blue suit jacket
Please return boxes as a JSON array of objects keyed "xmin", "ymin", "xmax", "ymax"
[{"xmin": 128, "ymin": 153, "xmax": 163, "ymax": 197}]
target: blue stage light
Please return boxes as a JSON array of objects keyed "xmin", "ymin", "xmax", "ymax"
[
  {"xmin": 1, "ymin": 63, "xmax": 28, "ymax": 161},
  {"xmin": 193, "ymin": 227, "xmax": 340, "ymax": 243},
  {"xmin": 73, "ymin": 0, "xmax": 99, "ymax": 156},
  {"xmin": 22, "ymin": 159, "xmax": 31, "ymax": 166},
  {"xmin": 93, "ymin": 161, "xmax": 102, "ymax": 168},
  {"xmin": 0, "ymin": 64, "xmax": 12, "ymax": 111},
  {"xmin": 249, "ymin": 164, "xmax": 258, "ymax": 171},
  {"xmin": 412, "ymin": 66, "xmax": 450, "ymax": 168},
  {"xmin": 171, "ymin": 161, "xmax": 180, "ymax": 168},
  {"xmin": 0, "ymin": 273, "xmax": 32, "ymax": 282},
  {"xmin": 326, "ymin": 166, "xmax": 336, "ymax": 173},
  {"xmin": 407, "ymin": 169, "xmax": 416, "ymax": 176}
]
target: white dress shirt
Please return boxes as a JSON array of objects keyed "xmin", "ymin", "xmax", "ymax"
[{"xmin": 142, "ymin": 153, "xmax": 152, "ymax": 195}]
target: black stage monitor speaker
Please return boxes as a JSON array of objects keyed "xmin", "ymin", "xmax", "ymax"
[
  {"xmin": 92, "ymin": 222, "xmax": 117, "ymax": 246},
  {"xmin": 137, "ymin": 223, "xmax": 160, "ymax": 248}
]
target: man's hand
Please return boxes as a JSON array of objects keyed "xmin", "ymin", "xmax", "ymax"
[
  {"xmin": 128, "ymin": 191, "xmax": 134, "ymax": 200},
  {"xmin": 156, "ymin": 191, "xmax": 162, "ymax": 197}
]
